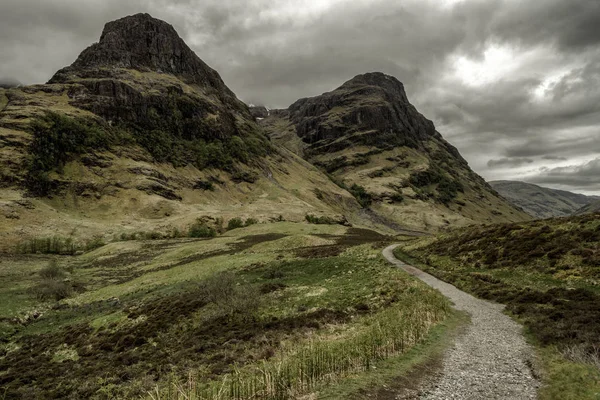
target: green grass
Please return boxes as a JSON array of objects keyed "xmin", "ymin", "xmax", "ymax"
[
  {"xmin": 0, "ymin": 223, "xmax": 450, "ymax": 399},
  {"xmin": 314, "ymin": 310, "xmax": 468, "ymax": 399}
]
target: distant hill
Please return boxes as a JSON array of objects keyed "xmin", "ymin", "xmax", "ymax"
[
  {"xmin": 489, "ymin": 180, "xmax": 597, "ymax": 219},
  {"xmin": 260, "ymin": 73, "xmax": 531, "ymax": 231},
  {"xmin": 574, "ymin": 200, "xmax": 600, "ymax": 215}
]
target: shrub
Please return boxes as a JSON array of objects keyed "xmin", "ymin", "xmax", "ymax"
[
  {"xmin": 227, "ymin": 217, "xmax": 244, "ymax": 230},
  {"xmin": 84, "ymin": 236, "xmax": 105, "ymax": 252},
  {"xmin": 231, "ymin": 170, "xmax": 259, "ymax": 183},
  {"xmin": 194, "ymin": 180, "xmax": 215, "ymax": 191},
  {"xmin": 349, "ymin": 184, "xmax": 372, "ymax": 208},
  {"xmin": 244, "ymin": 218, "xmax": 258, "ymax": 227},
  {"xmin": 390, "ymin": 193, "xmax": 404, "ymax": 203},
  {"xmin": 39, "ymin": 260, "xmax": 66, "ymax": 280},
  {"xmin": 188, "ymin": 220, "xmax": 217, "ymax": 238},
  {"xmin": 199, "ymin": 272, "xmax": 260, "ymax": 318},
  {"xmin": 32, "ymin": 280, "xmax": 73, "ymax": 301},
  {"xmin": 305, "ymin": 214, "xmax": 338, "ymax": 225}
]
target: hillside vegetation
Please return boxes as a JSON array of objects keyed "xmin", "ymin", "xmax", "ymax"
[
  {"xmin": 0, "ymin": 223, "xmax": 452, "ymax": 399},
  {"xmin": 395, "ymin": 213, "xmax": 600, "ymax": 398}
]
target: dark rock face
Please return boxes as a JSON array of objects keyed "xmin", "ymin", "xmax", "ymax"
[
  {"xmin": 51, "ymin": 13, "xmax": 229, "ymax": 93},
  {"xmin": 249, "ymin": 105, "xmax": 270, "ymax": 119},
  {"xmin": 47, "ymin": 13, "xmax": 258, "ymax": 144},
  {"xmin": 286, "ymin": 72, "xmax": 440, "ymax": 153}
]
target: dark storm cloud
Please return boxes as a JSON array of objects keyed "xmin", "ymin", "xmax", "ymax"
[
  {"xmin": 531, "ymin": 158, "xmax": 600, "ymax": 190},
  {"xmin": 487, "ymin": 158, "xmax": 534, "ymax": 168},
  {"xmin": 542, "ymin": 155, "xmax": 568, "ymax": 161},
  {"xmin": 2, "ymin": 0, "xmax": 600, "ymax": 193},
  {"xmin": 490, "ymin": 0, "xmax": 600, "ymax": 51}
]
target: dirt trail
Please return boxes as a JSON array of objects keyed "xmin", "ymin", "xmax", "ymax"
[{"xmin": 382, "ymin": 244, "xmax": 539, "ymax": 399}]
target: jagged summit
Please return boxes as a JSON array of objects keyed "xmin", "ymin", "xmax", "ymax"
[
  {"xmin": 49, "ymin": 13, "xmax": 228, "ymax": 91},
  {"xmin": 339, "ymin": 72, "xmax": 409, "ymax": 104},
  {"xmin": 285, "ymin": 71, "xmax": 439, "ymax": 149}
]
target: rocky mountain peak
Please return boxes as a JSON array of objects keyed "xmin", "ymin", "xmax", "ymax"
[
  {"xmin": 49, "ymin": 13, "xmax": 227, "ymax": 90},
  {"xmin": 284, "ymin": 71, "xmax": 437, "ymax": 150},
  {"xmin": 340, "ymin": 72, "xmax": 409, "ymax": 103}
]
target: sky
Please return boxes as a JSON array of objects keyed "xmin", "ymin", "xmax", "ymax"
[{"xmin": 1, "ymin": 0, "xmax": 600, "ymax": 194}]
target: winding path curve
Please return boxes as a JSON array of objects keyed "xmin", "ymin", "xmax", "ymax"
[{"xmin": 382, "ymin": 244, "xmax": 540, "ymax": 399}]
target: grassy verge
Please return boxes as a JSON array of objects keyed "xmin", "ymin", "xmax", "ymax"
[
  {"xmin": 314, "ymin": 309, "xmax": 468, "ymax": 399},
  {"xmin": 394, "ymin": 214, "xmax": 600, "ymax": 399},
  {"xmin": 0, "ymin": 223, "xmax": 450, "ymax": 399}
]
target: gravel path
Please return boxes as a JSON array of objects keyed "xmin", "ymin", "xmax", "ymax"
[{"xmin": 382, "ymin": 245, "xmax": 540, "ymax": 400}]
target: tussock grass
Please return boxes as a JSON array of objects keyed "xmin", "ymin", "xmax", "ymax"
[{"xmin": 149, "ymin": 290, "xmax": 448, "ymax": 400}]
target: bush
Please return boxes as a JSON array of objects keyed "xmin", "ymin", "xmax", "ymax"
[
  {"xmin": 231, "ymin": 170, "xmax": 259, "ymax": 183},
  {"xmin": 32, "ymin": 260, "xmax": 82, "ymax": 301},
  {"xmin": 244, "ymin": 218, "xmax": 258, "ymax": 227},
  {"xmin": 227, "ymin": 217, "xmax": 244, "ymax": 230},
  {"xmin": 188, "ymin": 220, "xmax": 217, "ymax": 238},
  {"xmin": 84, "ymin": 236, "xmax": 105, "ymax": 252},
  {"xmin": 349, "ymin": 184, "xmax": 372, "ymax": 208},
  {"xmin": 199, "ymin": 272, "xmax": 260, "ymax": 318},
  {"xmin": 390, "ymin": 193, "xmax": 404, "ymax": 203},
  {"xmin": 39, "ymin": 260, "xmax": 66, "ymax": 280},
  {"xmin": 305, "ymin": 214, "xmax": 338, "ymax": 225},
  {"xmin": 32, "ymin": 280, "xmax": 73, "ymax": 301}
]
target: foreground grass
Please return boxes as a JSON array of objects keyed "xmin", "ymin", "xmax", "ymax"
[
  {"xmin": 0, "ymin": 222, "xmax": 451, "ymax": 399},
  {"xmin": 394, "ymin": 213, "xmax": 600, "ymax": 399},
  {"xmin": 314, "ymin": 310, "xmax": 468, "ymax": 399}
]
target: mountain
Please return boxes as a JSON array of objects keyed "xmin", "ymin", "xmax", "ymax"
[
  {"xmin": 0, "ymin": 14, "xmax": 366, "ymax": 251},
  {"xmin": 0, "ymin": 14, "xmax": 530, "ymax": 251},
  {"xmin": 574, "ymin": 199, "xmax": 600, "ymax": 215},
  {"xmin": 260, "ymin": 73, "xmax": 531, "ymax": 231},
  {"xmin": 489, "ymin": 180, "xmax": 598, "ymax": 219}
]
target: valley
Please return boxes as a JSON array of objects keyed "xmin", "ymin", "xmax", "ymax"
[{"xmin": 0, "ymin": 11, "xmax": 599, "ymax": 400}]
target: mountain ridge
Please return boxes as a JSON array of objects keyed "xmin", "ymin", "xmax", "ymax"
[
  {"xmin": 0, "ymin": 14, "xmax": 529, "ymax": 250},
  {"xmin": 259, "ymin": 72, "xmax": 530, "ymax": 230},
  {"xmin": 489, "ymin": 180, "xmax": 598, "ymax": 219}
]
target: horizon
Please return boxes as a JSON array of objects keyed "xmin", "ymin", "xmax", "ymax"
[{"xmin": 2, "ymin": 0, "xmax": 599, "ymax": 195}]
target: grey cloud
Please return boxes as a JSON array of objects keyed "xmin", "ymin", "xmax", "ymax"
[
  {"xmin": 487, "ymin": 158, "xmax": 534, "ymax": 168},
  {"xmin": 542, "ymin": 155, "xmax": 568, "ymax": 161},
  {"xmin": 530, "ymin": 158, "xmax": 600, "ymax": 190},
  {"xmin": 2, "ymin": 0, "xmax": 600, "ymax": 193},
  {"xmin": 490, "ymin": 0, "xmax": 600, "ymax": 51}
]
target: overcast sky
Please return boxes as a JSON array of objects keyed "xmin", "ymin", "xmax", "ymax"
[{"xmin": 2, "ymin": 0, "xmax": 600, "ymax": 194}]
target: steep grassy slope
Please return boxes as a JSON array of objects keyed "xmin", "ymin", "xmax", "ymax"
[
  {"xmin": 0, "ymin": 223, "xmax": 451, "ymax": 399},
  {"xmin": 395, "ymin": 213, "xmax": 600, "ymax": 398},
  {"xmin": 0, "ymin": 15, "xmax": 384, "ymax": 251},
  {"xmin": 490, "ymin": 180, "xmax": 597, "ymax": 218},
  {"xmin": 261, "ymin": 73, "xmax": 530, "ymax": 232}
]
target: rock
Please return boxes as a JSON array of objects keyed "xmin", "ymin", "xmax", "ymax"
[
  {"xmin": 285, "ymin": 72, "xmax": 446, "ymax": 155},
  {"xmin": 48, "ymin": 13, "xmax": 256, "ymax": 143},
  {"xmin": 249, "ymin": 105, "xmax": 270, "ymax": 119}
]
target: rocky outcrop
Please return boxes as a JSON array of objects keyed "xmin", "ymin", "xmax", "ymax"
[
  {"xmin": 286, "ymin": 72, "xmax": 442, "ymax": 153},
  {"xmin": 48, "ymin": 13, "xmax": 254, "ymax": 143},
  {"xmin": 249, "ymin": 105, "xmax": 270, "ymax": 119},
  {"xmin": 51, "ymin": 13, "xmax": 233, "ymax": 95}
]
